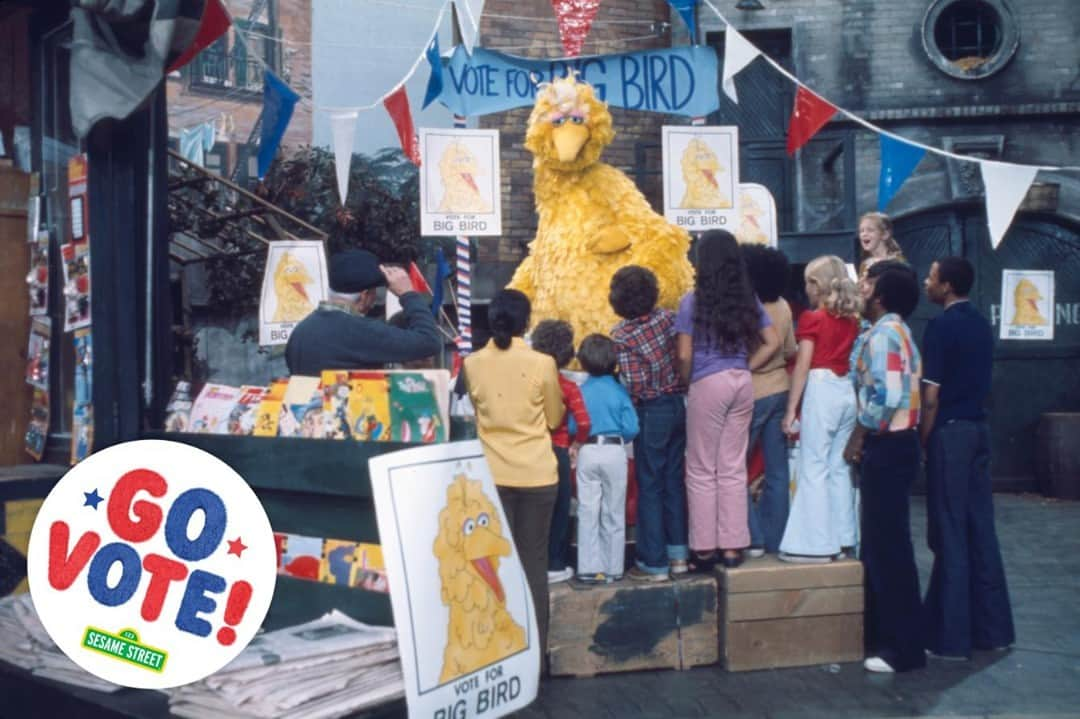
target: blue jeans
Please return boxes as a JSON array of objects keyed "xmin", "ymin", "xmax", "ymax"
[
  {"xmin": 633, "ymin": 394, "xmax": 688, "ymax": 573},
  {"xmin": 923, "ymin": 420, "xmax": 1014, "ymax": 656},
  {"xmin": 747, "ymin": 392, "xmax": 790, "ymax": 553},
  {"xmin": 548, "ymin": 444, "xmax": 573, "ymax": 571}
]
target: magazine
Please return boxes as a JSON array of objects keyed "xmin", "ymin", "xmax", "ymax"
[
  {"xmin": 188, "ymin": 383, "xmax": 241, "ymax": 434},
  {"xmin": 388, "ymin": 372, "xmax": 445, "ymax": 443},
  {"xmin": 252, "ymin": 378, "xmax": 288, "ymax": 437},
  {"xmin": 279, "ymin": 376, "xmax": 323, "ymax": 438},
  {"xmin": 226, "ymin": 385, "xmax": 269, "ymax": 436}
]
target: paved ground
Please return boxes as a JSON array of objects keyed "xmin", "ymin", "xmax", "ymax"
[{"xmin": 512, "ymin": 494, "xmax": 1080, "ymax": 719}]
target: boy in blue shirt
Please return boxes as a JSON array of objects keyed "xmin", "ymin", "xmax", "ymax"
[{"xmin": 574, "ymin": 334, "xmax": 639, "ymax": 583}]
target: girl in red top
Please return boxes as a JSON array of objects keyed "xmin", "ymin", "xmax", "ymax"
[{"xmin": 779, "ymin": 256, "xmax": 861, "ymax": 562}]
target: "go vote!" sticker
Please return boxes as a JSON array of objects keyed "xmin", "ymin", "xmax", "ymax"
[{"xmin": 27, "ymin": 439, "xmax": 277, "ymax": 689}]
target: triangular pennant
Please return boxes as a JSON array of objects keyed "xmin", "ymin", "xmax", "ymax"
[
  {"xmin": 722, "ymin": 27, "xmax": 759, "ymax": 103},
  {"xmin": 551, "ymin": 0, "xmax": 603, "ymax": 57},
  {"xmin": 980, "ymin": 160, "xmax": 1038, "ymax": 249},
  {"xmin": 329, "ymin": 111, "xmax": 358, "ymax": 205},
  {"xmin": 453, "ymin": 0, "xmax": 483, "ymax": 55},
  {"xmin": 408, "ymin": 262, "xmax": 433, "ymax": 294},
  {"xmin": 786, "ymin": 85, "xmax": 838, "ymax": 155},
  {"xmin": 166, "ymin": 0, "xmax": 232, "ymax": 74},
  {"xmin": 257, "ymin": 70, "xmax": 300, "ymax": 179},
  {"xmin": 383, "ymin": 87, "xmax": 421, "ymax": 166},
  {"xmin": 878, "ymin": 134, "xmax": 927, "ymax": 211},
  {"xmin": 667, "ymin": 0, "xmax": 698, "ymax": 39},
  {"xmin": 422, "ymin": 34, "xmax": 444, "ymax": 110}
]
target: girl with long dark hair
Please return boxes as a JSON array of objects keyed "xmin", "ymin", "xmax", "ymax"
[
  {"xmin": 464, "ymin": 289, "xmax": 565, "ymax": 661},
  {"xmin": 675, "ymin": 231, "xmax": 781, "ymax": 569}
]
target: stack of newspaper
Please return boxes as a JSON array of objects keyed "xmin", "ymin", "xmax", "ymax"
[
  {"xmin": 0, "ymin": 592, "xmax": 122, "ymax": 693},
  {"xmin": 166, "ymin": 610, "xmax": 405, "ymax": 719}
]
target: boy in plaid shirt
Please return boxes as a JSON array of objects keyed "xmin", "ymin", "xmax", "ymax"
[{"xmin": 609, "ymin": 266, "xmax": 688, "ymax": 580}]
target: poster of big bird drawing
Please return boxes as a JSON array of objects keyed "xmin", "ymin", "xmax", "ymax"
[
  {"xmin": 419, "ymin": 128, "xmax": 502, "ymax": 237},
  {"xmin": 369, "ymin": 441, "xmax": 539, "ymax": 718},
  {"xmin": 259, "ymin": 240, "xmax": 329, "ymax": 346}
]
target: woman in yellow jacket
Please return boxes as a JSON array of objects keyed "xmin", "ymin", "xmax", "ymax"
[{"xmin": 464, "ymin": 289, "xmax": 565, "ymax": 658}]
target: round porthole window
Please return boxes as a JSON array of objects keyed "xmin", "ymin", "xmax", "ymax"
[{"xmin": 922, "ymin": 0, "xmax": 1019, "ymax": 80}]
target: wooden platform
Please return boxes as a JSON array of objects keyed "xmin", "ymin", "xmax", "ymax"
[
  {"xmin": 718, "ymin": 556, "xmax": 864, "ymax": 672},
  {"xmin": 548, "ymin": 574, "xmax": 718, "ymax": 677}
]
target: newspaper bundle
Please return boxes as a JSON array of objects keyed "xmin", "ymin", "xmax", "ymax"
[{"xmin": 166, "ymin": 610, "xmax": 405, "ymax": 719}]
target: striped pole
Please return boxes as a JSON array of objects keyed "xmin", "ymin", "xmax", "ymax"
[{"xmin": 453, "ymin": 114, "xmax": 473, "ymax": 354}]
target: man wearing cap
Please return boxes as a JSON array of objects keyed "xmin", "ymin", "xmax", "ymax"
[{"xmin": 285, "ymin": 249, "xmax": 442, "ymax": 375}]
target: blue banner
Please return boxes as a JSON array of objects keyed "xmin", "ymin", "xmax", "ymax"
[
  {"xmin": 258, "ymin": 70, "xmax": 301, "ymax": 179},
  {"xmin": 666, "ymin": 0, "xmax": 699, "ymax": 40},
  {"xmin": 422, "ymin": 34, "xmax": 443, "ymax": 110},
  {"xmin": 433, "ymin": 45, "xmax": 720, "ymax": 118},
  {"xmin": 878, "ymin": 134, "xmax": 926, "ymax": 211}
]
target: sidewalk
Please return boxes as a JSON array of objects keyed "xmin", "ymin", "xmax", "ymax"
[{"xmin": 520, "ymin": 494, "xmax": 1080, "ymax": 719}]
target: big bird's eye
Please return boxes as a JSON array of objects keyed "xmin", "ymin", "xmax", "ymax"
[
  {"xmin": 477, "ymin": 512, "xmax": 490, "ymax": 527},
  {"xmin": 551, "ymin": 116, "xmax": 566, "ymax": 127},
  {"xmin": 570, "ymin": 116, "xmax": 585, "ymax": 125},
  {"xmin": 462, "ymin": 518, "xmax": 476, "ymax": 535}
]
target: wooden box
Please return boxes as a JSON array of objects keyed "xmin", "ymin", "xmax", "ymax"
[
  {"xmin": 718, "ymin": 556, "xmax": 864, "ymax": 672},
  {"xmin": 548, "ymin": 574, "xmax": 718, "ymax": 677}
]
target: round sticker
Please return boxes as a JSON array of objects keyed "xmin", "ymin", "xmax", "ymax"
[{"xmin": 27, "ymin": 439, "xmax": 277, "ymax": 689}]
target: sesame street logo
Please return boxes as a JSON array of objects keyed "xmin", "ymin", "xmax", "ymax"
[{"xmin": 27, "ymin": 440, "xmax": 277, "ymax": 689}]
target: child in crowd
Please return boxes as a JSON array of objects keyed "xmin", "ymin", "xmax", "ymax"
[
  {"xmin": 858, "ymin": 211, "xmax": 905, "ymax": 280},
  {"xmin": 780, "ymin": 255, "xmax": 862, "ymax": 562},
  {"xmin": 531, "ymin": 320, "xmax": 592, "ymax": 585},
  {"xmin": 739, "ymin": 244, "xmax": 798, "ymax": 556},
  {"xmin": 574, "ymin": 334, "xmax": 639, "ymax": 583},
  {"xmin": 609, "ymin": 266, "xmax": 689, "ymax": 581}
]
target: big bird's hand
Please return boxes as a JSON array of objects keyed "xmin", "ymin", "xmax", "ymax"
[{"xmin": 586, "ymin": 225, "xmax": 631, "ymax": 254}]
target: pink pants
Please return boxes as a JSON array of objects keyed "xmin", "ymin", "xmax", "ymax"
[{"xmin": 686, "ymin": 369, "xmax": 753, "ymax": 552}]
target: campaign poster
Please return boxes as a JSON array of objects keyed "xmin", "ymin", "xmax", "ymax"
[
  {"xmin": 1000, "ymin": 269, "xmax": 1054, "ymax": 341},
  {"xmin": 733, "ymin": 182, "xmax": 778, "ymax": 248},
  {"xmin": 370, "ymin": 441, "xmax": 539, "ymax": 718},
  {"xmin": 258, "ymin": 240, "xmax": 329, "ymax": 347},
  {"xmin": 419, "ymin": 129, "xmax": 502, "ymax": 237},
  {"xmin": 662, "ymin": 125, "xmax": 740, "ymax": 231}
]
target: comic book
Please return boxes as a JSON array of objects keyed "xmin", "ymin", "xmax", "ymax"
[
  {"xmin": 24, "ymin": 389, "xmax": 49, "ymax": 461},
  {"xmin": 187, "ymin": 383, "xmax": 241, "ymax": 434},
  {"xmin": 347, "ymin": 372, "xmax": 391, "ymax": 442},
  {"xmin": 163, "ymin": 381, "xmax": 194, "ymax": 433},
  {"xmin": 70, "ymin": 328, "xmax": 93, "ymax": 463},
  {"xmin": 252, "ymin": 378, "xmax": 288, "ymax": 437},
  {"xmin": 320, "ymin": 371, "xmax": 354, "ymax": 440},
  {"xmin": 388, "ymin": 372, "xmax": 445, "ymax": 443},
  {"xmin": 278, "ymin": 376, "xmax": 323, "ymax": 438},
  {"xmin": 224, "ymin": 385, "xmax": 268, "ymax": 436},
  {"xmin": 319, "ymin": 540, "xmax": 389, "ymax": 594},
  {"xmin": 25, "ymin": 317, "xmax": 50, "ymax": 390}
]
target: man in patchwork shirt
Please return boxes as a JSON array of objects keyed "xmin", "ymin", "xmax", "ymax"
[{"xmin": 844, "ymin": 266, "xmax": 927, "ymax": 674}]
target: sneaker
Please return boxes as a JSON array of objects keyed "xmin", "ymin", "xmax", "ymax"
[
  {"xmin": 576, "ymin": 573, "xmax": 612, "ymax": 585},
  {"xmin": 747, "ymin": 547, "xmax": 766, "ymax": 559},
  {"xmin": 669, "ymin": 559, "xmax": 689, "ymax": 575},
  {"xmin": 628, "ymin": 566, "xmax": 670, "ymax": 582},
  {"xmin": 863, "ymin": 656, "xmax": 895, "ymax": 673},
  {"xmin": 547, "ymin": 567, "xmax": 573, "ymax": 584},
  {"xmin": 778, "ymin": 552, "xmax": 833, "ymax": 564}
]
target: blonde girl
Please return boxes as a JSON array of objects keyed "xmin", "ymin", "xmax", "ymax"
[
  {"xmin": 858, "ymin": 212, "xmax": 905, "ymax": 282},
  {"xmin": 779, "ymin": 256, "xmax": 862, "ymax": 562}
]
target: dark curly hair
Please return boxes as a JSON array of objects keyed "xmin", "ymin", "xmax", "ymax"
[
  {"xmin": 609, "ymin": 265, "xmax": 659, "ymax": 319},
  {"xmin": 531, "ymin": 319, "xmax": 575, "ymax": 368},
  {"xmin": 578, "ymin": 334, "xmax": 618, "ymax": 376},
  {"xmin": 693, "ymin": 230, "xmax": 761, "ymax": 355},
  {"xmin": 488, "ymin": 289, "xmax": 531, "ymax": 350},
  {"xmin": 739, "ymin": 244, "xmax": 790, "ymax": 303}
]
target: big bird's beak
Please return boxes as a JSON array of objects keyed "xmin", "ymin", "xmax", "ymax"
[
  {"xmin": 466, "ymin": 526, "xmax": 511, "ymax": 603},
  {"xmin": 552, "ymin": 123, "xmax": 590, "ymax": 163}
]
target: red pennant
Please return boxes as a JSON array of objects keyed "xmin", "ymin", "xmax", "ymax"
[
  {"xmin": 383, "ymin": 86, "xmax": 421, "ymax": 166},
  {"xmin": 408, "ymin": 262, "xmax": 433, "ymax": 294},
  {"xmin": 786, "ymin": 86, "xmax": 838, "ymax": 155},
  {"xmin": 166, "ymin": 0, "xmax": 232, "ymax": 74},
  {"xmin": 551, "ymin": 0, "xmax": 602, "ymax": 57}
]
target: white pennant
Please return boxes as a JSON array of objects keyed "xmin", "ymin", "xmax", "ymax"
[
  {"xmin": 453, "ymin": 0, "xmax": 484, "ymax": 55},
  {"xmin": 329, "ymin": 110, "xmax": 358, "ymax": 206},
  {"xmin": 980, "ymin": 160, "xmax": 1038, "ymax": 249},
  {"xmin": 722, "ymin": 27, "xmax": 759, "ymax": 104}
]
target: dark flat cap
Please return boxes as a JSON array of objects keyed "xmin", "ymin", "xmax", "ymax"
[{"xmin": 329, "ymin": 249, "xmax": 386, "ymax": 292}]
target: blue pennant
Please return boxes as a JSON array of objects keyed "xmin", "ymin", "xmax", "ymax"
[
  {"xmin": 878, "ymin": 134, "xmax": 926, "ymax": 211},
  {"xmin": 431, "ymin": 247, "xmax": 452, "ymax": 317},
  {"xmin": 666, "ymin": 0, "xmax": 698, "ymax": 40},
  {"xmin": 422, "ymin": 34, "xmax": 444, "ymax": 110},
  {"xmin": 258, "ymin": 70, "xmax": 301, "ymax": 179}
]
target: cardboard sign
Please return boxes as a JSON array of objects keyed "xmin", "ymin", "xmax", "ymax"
[
  {"xmin": 420, "ymin": 129, "xmax": 502, "ymax": 237},
  {"xmin": 258, "ymin": 240, "xmax": 329, "ymax": 347},
  {"xmin": 1000, "ymin": 269, "xmax": 1054, "ymax": 341},
  {"xmin": 662, "ymin": 125, "xmax": 740, "ymax": 231},
  {"xmin": 26, "ymin": 440, "xmax": 277, "ymax": 688},
  {"xmin": 733, "ymin": 182, "xmax": 778, "ymax": 248},
  {"xmin": 370, "ymin": 441, "xmax": 539, "ymax": 718}
]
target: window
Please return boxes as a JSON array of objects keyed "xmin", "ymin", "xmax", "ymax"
[
  {"xmin": 922, "ymin": 0, "xmax": 1019, "ymax": 79},
  {"xmin": 191, "ymin": 18, "xmax": 281, "ymax": 95}
]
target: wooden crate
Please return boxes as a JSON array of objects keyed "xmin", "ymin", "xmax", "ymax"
[
  {"xmin": 718, "ymin": 556, "xmax": 864, "ymax": 672},
  {"xmin": 548, "ymin": 574, "xmax": 718, "ymax": 677}
]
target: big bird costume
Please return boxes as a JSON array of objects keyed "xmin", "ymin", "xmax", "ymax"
[{"xmin": 508, "ymin": 76, "xmax": 694, "ymax": 340}]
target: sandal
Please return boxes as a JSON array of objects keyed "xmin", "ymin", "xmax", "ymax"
[{"xmin": 687, "ymin": 552, "xmax": 719, "ymax": 574}]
